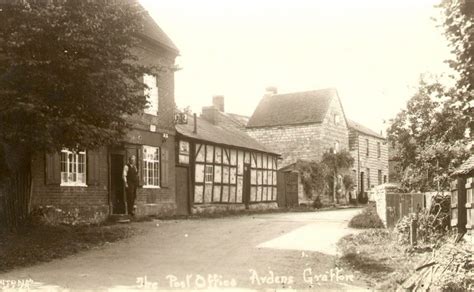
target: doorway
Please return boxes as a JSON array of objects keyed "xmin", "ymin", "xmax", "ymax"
[
  {"xmin": 176, "ymin": 166, "xmax": 190, "ymax": 215},
  {"xmin": 110, "ymin": 153, "xmax": 126, "ymax": 214},
  {"xmin": 359, "ymin": 172, "xmax": 365, "ymax": 203},
  {"xmin": 243, "ymin": 163, "xmax": 251, "ymax": 209}
]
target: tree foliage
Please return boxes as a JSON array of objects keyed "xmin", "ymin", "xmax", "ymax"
[
  {"xmin": 387, "ymin": 77, "xmax": 470, "ymax": 192},
  {"xmin": 0, "ymin": 0, "xmax": 155, "ymax": 153},
  {"xmin": 439, "ymin": 0, "xmax": 474, "ymax": 139},
  {"xmin": 0, "ymin": 0, "xmax": 158, "ymax": 229},
  {"xmin": 296, "ymin": 150, "xmax": 354, "ymax": 203}
]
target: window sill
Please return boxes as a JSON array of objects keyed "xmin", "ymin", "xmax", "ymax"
[
  {"xmin": 61, "ymin": 183, "xmax": 88, "ymax": 188},
  {"xmin": 142, "ymin": 185, "xmax": 161, "ymax": 189}
]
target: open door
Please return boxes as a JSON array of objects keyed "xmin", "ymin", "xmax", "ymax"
[{"xmin": 110, "ymin": 153, "xmax": 126, "ymax": 214}]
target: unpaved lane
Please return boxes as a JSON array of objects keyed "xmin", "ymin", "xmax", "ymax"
[{"xmin": 0, "ymin": 208, "xmax": 366, "ymax": 291}]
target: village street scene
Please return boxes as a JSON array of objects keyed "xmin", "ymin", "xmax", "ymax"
[{"xmin": 0, "ymin": 0, "xmax": 473, "ymax": 291}]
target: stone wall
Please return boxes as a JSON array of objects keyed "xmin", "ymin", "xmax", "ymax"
[
  {"xmin": 350, "ymin": 130, "xmax": 389, "ymax": 195},
  {"xmin": 246, "ymin": 97, "xmax": 349, "ymax": 169}
]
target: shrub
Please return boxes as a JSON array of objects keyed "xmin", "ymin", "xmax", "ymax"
[
  {"xmin": 394, "ymin": 193, "xmax": 450, "ymax": 245},
  {"xmin": 349, "ymin": 204, "xmax": 384, "ymax": 228}
]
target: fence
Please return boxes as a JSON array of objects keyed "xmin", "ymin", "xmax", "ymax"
[{"xmin": 451, "ymin": 175, "xmax": 474, "ymax": 233}]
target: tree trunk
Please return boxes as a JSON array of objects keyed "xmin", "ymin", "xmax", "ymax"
[{"xmin": 0, "ymin": 144, "xmax": 32, "ymax": 232}]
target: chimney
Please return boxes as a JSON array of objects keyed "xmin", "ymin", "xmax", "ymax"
[
  {"xmin": 212, "ymin": 95, "xmax": 225, "ymax": 112},
  {"xmin": 265, "ymin": 86, "xmax": 278, "ymax": 95},
  {"xmin": 193, "ymin": 113, "xmax": 197, "ymax": 134},
  {"xmin": 201, "ymin": 106, "xmax": 219, "ymax": 125}
]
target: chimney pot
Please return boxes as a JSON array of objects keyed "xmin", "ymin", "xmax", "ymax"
[
  {"xmin": 265, "ymin": 86, "xmax": 278, "ymax": 95},
  {"xmin": 212, "ymin": 95, "xmax": 225, "ymax": 112}
]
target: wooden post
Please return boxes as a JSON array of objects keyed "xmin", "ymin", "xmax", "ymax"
[{"xmin": 410, "ymin": 218, "xmax": 417, "ymax": 246}]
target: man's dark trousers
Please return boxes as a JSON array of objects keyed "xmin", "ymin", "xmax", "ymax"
[{"xmin": 126, "ymin": 184, "xmax": 137, "ymax": 215}]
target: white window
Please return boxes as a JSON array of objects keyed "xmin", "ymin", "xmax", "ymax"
[
  {"xmin": 204, "ymin": 165, "xmax": 214, "ymax": 184},
  {"xmin": 60, "ymin": 149, "xmax": 86, "ymax": 186},
  {"xmin": 178, "ymin": 141, "xmax": 190, "ymax": 164},
  {"xmin": 144, "ymin": 74, "xmax": 158, "ymax": 115},
  {"xmin": 334, "ymin": 113, "xmax": 340, "ymax": 125},
  {"xmin": 334, "ymin": 141, "xmax": 340, "ymax": 153},
  {"xmin": 143, "ymin": 145, "xmax": 160, "ymax": 188}
]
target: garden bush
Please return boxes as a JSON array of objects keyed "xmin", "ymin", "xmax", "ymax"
[
  {"xmin": 394, "ymin": 193, "xmax": 450, "ymax": 245},
  {"xmin": 348, "ymin": 203, "xmax": 384, "ymax": 228}
]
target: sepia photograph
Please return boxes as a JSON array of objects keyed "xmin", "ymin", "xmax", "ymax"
[{"xmin": 0, "ymin": 0, "xmax": 472, "ymax": 291}]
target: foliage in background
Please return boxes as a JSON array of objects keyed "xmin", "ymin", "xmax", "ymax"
[
  {"xmin": 0, "ymin": 0, "xmax": 159, "ymax": 229},
  {"xmin": 394, "ymin": 193, "xmax": 451, "ymax": 245},
  {"xmin": 296, "ymin": 150, "xmax": 354, "ymax": 205},
  {"xmin": 296, "ymin": 160, "xmax": 329, "ymax": 200},
  {"xmin": 387, "ymin": 0, "xmax": 474, "ymax": 192},
  {"xmin": 348, "ymin": 203, "xmax": 384, "ymax": 229},
  {"xmin": 439, "ymin": 0, "xmax": 474, "ymax": 135},
  {"xmin": 387, "ymin": 77, "xmax": 470, "ymax": 192}
]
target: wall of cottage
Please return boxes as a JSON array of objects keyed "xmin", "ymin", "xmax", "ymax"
[
  {"xmin": 246, "ymin": 97, "xmax": 349, "ymax": 169},
  {"xmin": 30, "ymin": 41, "xmax": 179, "ymax": 223},
  {"xmin": 189, "ymin": 142, "xmax": 279, "ymax": 214},
  {"xmin": 349, "ymin": 130, "xmax": 389, "ymax": 196},
  {"xmin": 31, "ymin": 147, "xmax": 110, "ymax": 225}
]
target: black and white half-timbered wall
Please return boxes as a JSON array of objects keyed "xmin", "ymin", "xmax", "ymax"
[{"xmin": 175, "ymin": 113, "xmax": 279, "ymax": 214}]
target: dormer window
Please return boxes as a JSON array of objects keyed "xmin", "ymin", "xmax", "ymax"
[{"xmin": 144, "ymin": 74, "xmax": 158, "ymax": 115}]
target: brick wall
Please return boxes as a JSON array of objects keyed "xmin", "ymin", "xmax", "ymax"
[
  {"xmin": 246, "ymin": 96, "xmax": 349, "ymax": 168},
  {"xmin": 30, "ymin": 39, "xmax": 179, "ymax": 222},
  {"xmin": 31, "ymin": 147, "xmax": 110, "ymax": 223}
]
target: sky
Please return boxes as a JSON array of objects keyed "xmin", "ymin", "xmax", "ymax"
[{"xmin": 139, "ymin": 0, "xmax": 453, "ymax": 134}]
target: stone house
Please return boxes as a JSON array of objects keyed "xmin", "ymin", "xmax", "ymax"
[
  {"xmin": 348, "ymin": 120, "xmax": 389, "ymax": 202},
  {"xmin": 246, "ymin": 88, "xmax": 350, "ymax": 205},
  {"xmin": 246, "ymin": 88, "xmax": 349, "ymax": 167},
  {"xmin": 30, "ymin": 2, "xmax": 180, "ymax": 223},
  {"xmin": 175, "ymin": 98, "xmax": 279, "ymax": 215}
]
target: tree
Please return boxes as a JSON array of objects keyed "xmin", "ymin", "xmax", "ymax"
[
  {"xmin": 296, "ymin": 160, "xmax": 329, "ymax": 200},
  {"xmin": 387, "ymin": 76, "xmax": 470, "ymax": 192},
  {"xmin": 438, "ymin": 0, "xmax": 474, "ymax": 140},
  {"xmin": 342, "ymin": 174, "xmax": 355, "ymax": 202},
  {"xmin": 0, "ymin": 0, "xmax": 157, "ymax": 229},
  {"xmin": 321, "ymin": 150, "xmax": 354, "ymax": 203}
]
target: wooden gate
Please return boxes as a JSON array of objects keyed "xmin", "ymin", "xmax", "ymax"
[
  {"xmin": 277, "ymin": 171, "xmax": 298, "ymax": 208},
  {"xmin": 385, "ymin": 193, "xmax": 424, "ymax": 227}
]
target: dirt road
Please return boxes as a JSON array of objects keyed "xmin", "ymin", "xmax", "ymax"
[{"xmin": 0, "ymin": 208, "xmax": 368, "ymax": 291}]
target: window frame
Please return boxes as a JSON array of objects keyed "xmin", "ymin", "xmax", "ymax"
[
  {"xmin": 178, "ymin": 140, "xmax": 190, "ymax": 165},
  {"xmin": 142, "ymin": 145, "xmax": 161, "ymax": 188},
  {"xmin": 366, "ymin": 139, "xmax": 369, "ymax": 157},
  {"xmin": 144, "ymin": 74, "xmax": 159, "ymax": 116},
  {"xmin": 204, "ymin": 165, "xmax": 214, "ymax": 184},
  {"xmin": 60, "ymin": 149, "xmax": 87, "ymax": 187}
]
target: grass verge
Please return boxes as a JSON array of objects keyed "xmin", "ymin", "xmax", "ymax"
[
  {"xmin": 336, "ymin": 229, "xmax": 428, "ymax": 290},
  {"xmin": 348, "ymin": 203, "xmax": 384, "ymax": 228},
  {"xmin": 0, "ymin": 223, "xmax": 138, "ymax": 273}
]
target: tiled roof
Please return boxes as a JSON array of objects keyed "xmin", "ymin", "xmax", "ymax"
[
  {"xmin": 124, "ymin": 0, "xmax": 179, "ymax": 54},
  {"xmin": 176, "ymin": 114, "xmax": 278, "ymax": 155},
  {"xmin": 246, "ymin": 88, "xmax": 337, "ymax": 128},
  {"xmin": 142, "ymin": 12, "xmax": 179, "ymax": 54},
  {"xmin": 453, "ymin": 154, "xmax": 474, "ymax": 176},
  {"xmin": 347, "ymin": 120, "xmax": 384, "ymax": 139},
  {"xmin": 226, "ymin": 113, "xmax": 250, "ymax": 127}
]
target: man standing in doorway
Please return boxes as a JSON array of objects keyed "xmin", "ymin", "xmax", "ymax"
[{"xmin": 123, "ymin": 155, "xmax": 139, "ymax": 216}]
